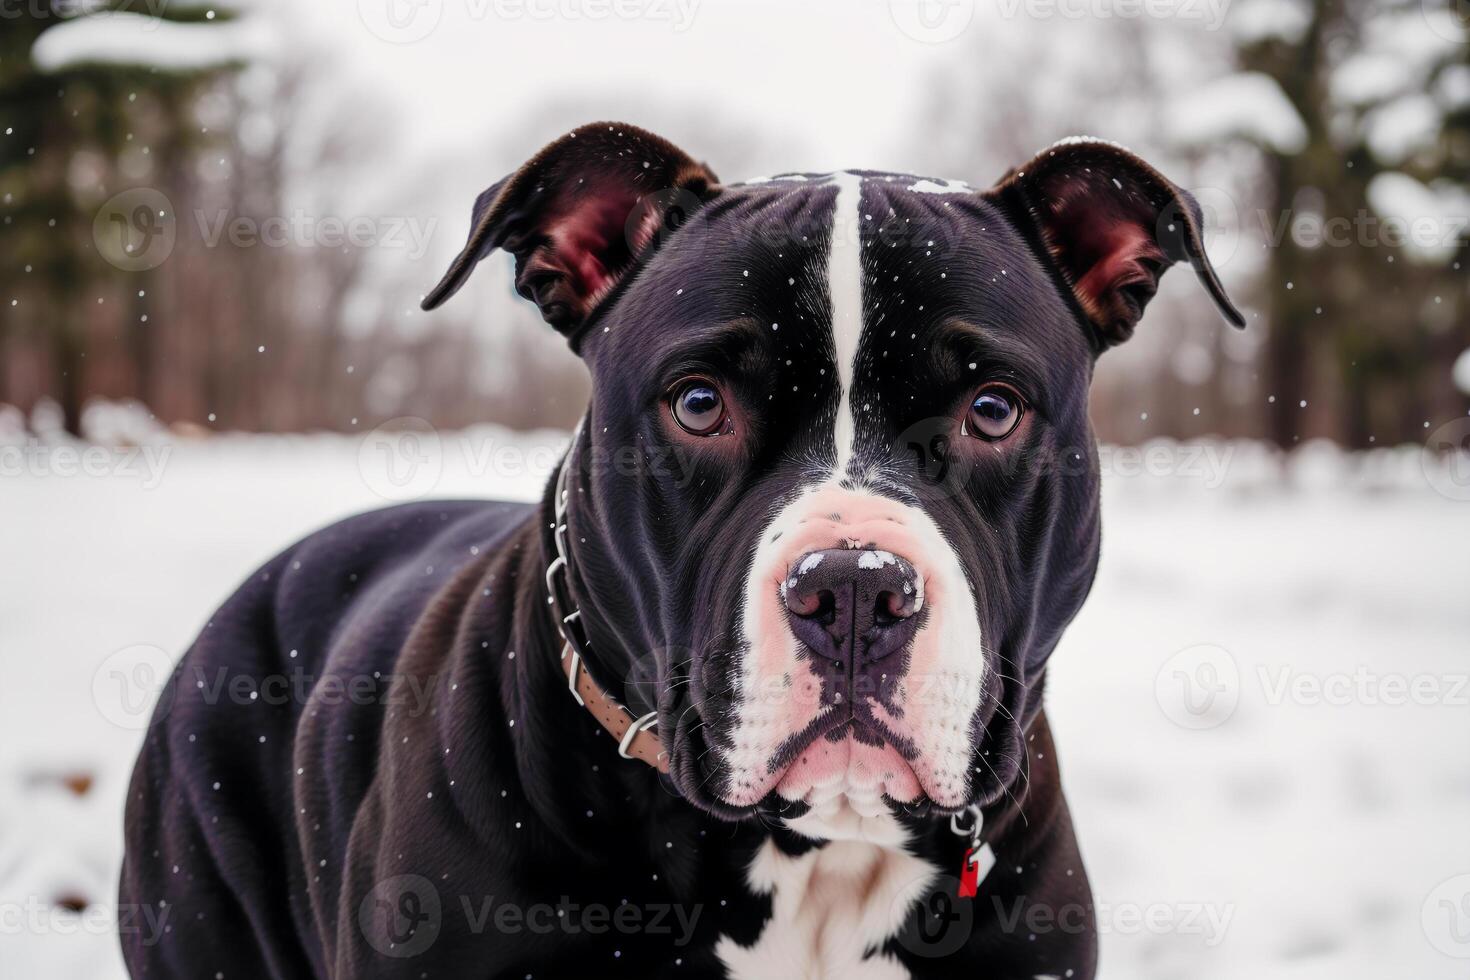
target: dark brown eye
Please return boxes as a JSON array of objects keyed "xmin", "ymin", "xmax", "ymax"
[
  {"xmin": 670, "ymin": 378, "xmax": 728, "ymax": 436},
  {"xmin": 965, "ymin": 384, "xmax": 1023, "ymax": 440}
]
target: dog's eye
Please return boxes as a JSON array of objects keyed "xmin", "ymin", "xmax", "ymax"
[
  {"xmin": 965, "ymin": 384, "xmax": 1023, "ymax": 440},
  {"xmin": 670, "ymin": 378, "xmax": 728, "ymax": 436}
]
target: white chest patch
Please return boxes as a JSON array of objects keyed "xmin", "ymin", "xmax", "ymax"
[{"xmin": 716, "ymin": 808, "xmax": 937, "ymax": 980}]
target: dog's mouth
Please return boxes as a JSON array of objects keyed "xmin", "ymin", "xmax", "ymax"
[
  {"xmin": 667, "ymin": 663, "xmax": 1029, "ymax": 823},
  {"xmin": 662, "ymin": 589, "xmax": 1022, "ymax": 819},
  {"xmin": 687, "ymin": 701, "xmax": 930, "ymax": 816},
  {"xmin": 771, "ymin": 713, "xmax": 924, "ymax": 806}
]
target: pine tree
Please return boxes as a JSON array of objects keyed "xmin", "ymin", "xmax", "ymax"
[
  {"xmin": 1238, "ymin": 0, "xmax": 1469, "ymax": 446},
  {"xmin": 0, "ymin": 2, "xmax": 243, "ymax": 435}
]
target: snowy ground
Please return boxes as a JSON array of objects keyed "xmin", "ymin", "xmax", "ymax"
[{"xmin": 1, "ymin": 424, "xmax": 1468, "ymax": 978}]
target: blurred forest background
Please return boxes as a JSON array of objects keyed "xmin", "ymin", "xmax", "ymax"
[{"xmin": 1, "ymin": 0, "xmax": 1467, "ymax": 446}]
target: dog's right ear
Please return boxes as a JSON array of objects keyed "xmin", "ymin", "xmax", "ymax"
[{"xmin": 421, "ymin": 122, "xmax": 719, "ymax": 343}]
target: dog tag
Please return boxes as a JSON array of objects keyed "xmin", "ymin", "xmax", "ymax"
[
  {"xmin": 950, "ymin": 804, "xmax": 992, "ymax": 899},
  {"xmin": 958, "ymin": 842, "xmax": 995, "ymax": 898}
]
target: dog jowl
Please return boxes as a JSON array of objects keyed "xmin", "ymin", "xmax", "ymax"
[{"xmin": 119, "ymin": 121, "xmax": 1241, "ymax": 980}]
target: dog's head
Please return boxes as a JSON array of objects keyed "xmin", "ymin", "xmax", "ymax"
[{"xmin": 425, "ymin": 122, "xmax": 1242, "ymax": 833}]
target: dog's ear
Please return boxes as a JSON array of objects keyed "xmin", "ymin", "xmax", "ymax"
[
  {"xmin": 421, "ymin": 122, "xmax": 719, "ymax": 341},
  {"xmin": 990, "ymin": 138, "xmax": 1244, "ymax": 349}
]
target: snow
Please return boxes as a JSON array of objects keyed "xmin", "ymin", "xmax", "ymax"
[
  {"xmin": 1363, "ymin": 6, "xmax": 1465, "ymax": 64},
  {"xmin": 1454, "ymin": 349, "xmax": 1470, "ymax": 397},
  {"xmin": 1437, "ymin": 65, "xmax": 1470, "ymax": 110},
  {"xmin": 2, "ymin": 429, "xmax": 1468, "ymax": 978},
  {"xmin": 1331, "ymin": 52, "xmax": 1417, "ymax": 107},
  {"xmin": 30, "ymin": 11, "xmax": 266, "ymax": 74},
  {"xmin": 1228, "ymin": 0, "xmax": 1311, "ymax": 45},
  {"xmin": 1364, "ymin": 94, "xmax": 1443, "ymax": 164},
  {"xmin": 906, "ymin": 178, "xmax": 972, "ymax": 195},
  {"xmin": 1328, "ymin": 7, "xmax": 1465, "ymax": 107},
  {"xmin": 1167, "ymin": 73, "xmax": 1308, "ymax": 154},
  {"xmin": 1365, "ymin": 171, "xmax": 1470, "ymax": 265}
]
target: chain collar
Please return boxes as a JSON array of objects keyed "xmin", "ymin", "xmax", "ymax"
[{"xmin": 545, "ymin": 442, "xmax": 667, "ymax": 772}]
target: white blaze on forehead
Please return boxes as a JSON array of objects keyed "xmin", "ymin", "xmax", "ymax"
[
  {"xmin": 826, "ymin": 171, "xmax": 864, "ymax": 473},
  {"xmin": 906, "ymin": 177, "xmax": 972, "ymax": 195}
]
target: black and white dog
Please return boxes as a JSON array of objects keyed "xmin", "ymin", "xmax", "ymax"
[{"xmin": 120, "ymin": 122, "xmax": 1241, "ymax": 979}]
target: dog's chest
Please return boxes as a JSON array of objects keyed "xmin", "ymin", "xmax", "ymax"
[{"xmin": 716, "ymin": 816, "xmax": 937, "ymax": 980}]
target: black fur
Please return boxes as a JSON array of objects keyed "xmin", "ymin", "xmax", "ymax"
[{"xmin": 121, "ymin": 127, "xmax": 1240, "ymax": 978}]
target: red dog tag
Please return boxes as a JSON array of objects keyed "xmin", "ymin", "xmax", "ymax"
[
  {"xmin": 959, "ymin": 846, "xmax": 982, "ymax": 897},
  {"xmin": 951, "ymin": 805, "xmax": 992, "ymax": 899},
  {"xmin": 958, "ymin": 842, "xmax": 995, "ymax": 898}
]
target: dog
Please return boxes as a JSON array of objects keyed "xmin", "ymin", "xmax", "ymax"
[{"xmin": 119, "ymin": 121, "xmax": 1241, "ymax": 979}]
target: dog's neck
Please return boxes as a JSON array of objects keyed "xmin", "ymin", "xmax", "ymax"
[
  {"xmin": 478, "ymin": 502, "xmax": 671, "ymax": 845},
  {"xmin": 537, "ymin": 453, "xmax": 668, "ymax": 771}
]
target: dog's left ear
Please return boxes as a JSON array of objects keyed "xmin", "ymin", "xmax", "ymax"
[
  {"xmin": 421, "ymin": 122, "xmax": 719, "ymax": 341},
  {"xmin": 991, "ymin": 139, "xmax": 1244, "ymax": 348}
]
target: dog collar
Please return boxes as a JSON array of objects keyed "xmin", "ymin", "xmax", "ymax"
[{"xmin": 545, "ymin": 447, "xmax": 669, "ymax": 773}]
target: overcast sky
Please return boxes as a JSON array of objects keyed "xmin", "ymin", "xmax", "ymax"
[
  {"xmin": 295, "ymin": 0, "xmax": 982, "ymax": 177},
  {"xmin": 234, "ymin": 0, "xmax": 1244, "ymax": 354}
]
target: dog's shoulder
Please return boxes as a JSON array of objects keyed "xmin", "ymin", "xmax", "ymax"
[
  {"xmin": 150, "ymin": 498, "xmax": 538, "ymax": 784},
  {"xmin": 270, "ymin": 499, "xmax": 534, "ymax": 656}
]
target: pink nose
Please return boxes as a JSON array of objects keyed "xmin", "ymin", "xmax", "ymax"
[{"xmin": 783, "ymin": 548, "xmax": 922, "ymax": 666}]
